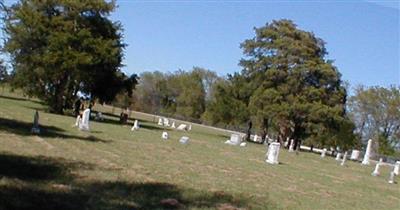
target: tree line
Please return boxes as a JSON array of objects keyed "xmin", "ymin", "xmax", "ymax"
[{"xmin": 0, "ymin": 0, "xmax": 398, "ymax": 155}]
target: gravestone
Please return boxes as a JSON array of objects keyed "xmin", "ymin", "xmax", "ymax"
[
  {"xmin": 179, "ymin": 136, "xmax": 189, "ymax": 144},
  {"xmin": 75, "ymin": 115, "xmax": 81, "ymax": 127},
  {"xmin": 266, "ymin": 142, "xmax": 280, "ymax": 164},
  {"xmin": 171, "ymin": 121, "xmax": 176, "ymax": 129},
  {"xmin": 341, "ymin": 151, "xmax": 348, "ymax": 166},
  {"xmin": 240, "ymin": 142, "xmax": 247, "ymax": 147},
  {"xmin": 350, "ymin": 150, "xmax": 360, "ymax": 160},
  {"xmin": 131, "ymin": 120, "xmax": 139, "ymax": 131},
  {"xmin": 177, "ymin": 124, "xmax": 187, "ymax": 131},
  {"xmin": 31, "ymin": 110, "xmax": 41, "ymax": 134},
  {"xmin": 321, "ymin": 148, "xmax": 327, "ymax": 158},
  {"xmin": 95, "ymin": 112, "xmax": 104, "ymax": 121},
  {"xmin": 158, "ymin": 118, "xmax": 163, "ymax": 126},
  {"xmin": 361, "ymin": 139, "xmax": 372, "ymax": 165},
  {"xmin": 284, "ymin": 137, "xmax": 289, "ymax": 148},
  {"xmin": 188, "ymin": 124, "xmax": 192, "ymax": 131},
  {"xmin": 394, "ymin": 161, "xmax": 400, "ymax": 176},
  {"xmin": 79, "ymin": 109, "xmax": 90, "ymax": 131},
  {"xmin": 335, "ymin": 153, "xmax": 341, "ymax": 161},
  {"xmin": 163, "ymin": 118, "xmax": 170, "ymax": 127},
  {"xmin": 162, "ymin": 131, "xmax": 169, "ymax": 140},
  {"xmin": 388, "ymin": 171, "xmax": 395, "ymax": 184},
  {"xmin": 288, "ymin": 139, "xmax": 295, "ymax": 152},
  {"xmin": 225, "ymin": 133, "xmax": 241, "ymax": 146},
  {"xmin": 253, "ymin": 134, "xmax": 260, "ymax": 143},
  {"xmin": 371, "ymin": 158, "xmax": 383, "ymax": 176}
]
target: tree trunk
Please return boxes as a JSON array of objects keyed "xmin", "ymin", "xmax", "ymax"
[
  {"xmin": 261, "ymin": 118, "xmax": 268, "ymax": 144},
  {"xmin": 246, "ymin": 120, "xmax": 252, "ymax": 141}
]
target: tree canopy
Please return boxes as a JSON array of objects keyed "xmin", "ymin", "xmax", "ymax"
[
  {"xmin": 1, "ymin": 0, "xmax": 136, "ymax": 113},
  {"xmin": 206, "ymin": 19, "xmax": 354, "ymax": 148},
  {"xmin": 348, "ymin": 86, "xmax": 400, "ymax": 155}
]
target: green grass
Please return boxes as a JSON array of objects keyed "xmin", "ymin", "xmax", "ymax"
[{"xmin": 0, "ymin": 89, "xmax": 399, "ymax": 210}]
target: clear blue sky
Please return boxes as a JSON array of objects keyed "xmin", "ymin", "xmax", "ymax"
[{"xmin": 111, "ymin": 0, "xmax": 399, "ymax": 90}]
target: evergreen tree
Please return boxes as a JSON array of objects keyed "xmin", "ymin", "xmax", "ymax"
[
  {"xmin": 1, "ymin": 0, "xmax": 132, "ymax": 113},
  {"xmin": 239, "ymin": 19, "xmax": 351, "ymax": 147}
]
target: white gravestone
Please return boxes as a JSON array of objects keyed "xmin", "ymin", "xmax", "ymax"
[
  {"xmin": 341, "ymin": 151, "xmax": 348, "ymax": 166},
  {"xmin": 253, "ymin": 134, "xmax": 260, "ymax": 143},
  {"xmin": 362, "ymin": 139, "xmax": 372, "ymax": 165},
  {"xmin": 163, "ymin": 118, "xmax": 170, "ymax": 127},
  {"xmin": 321, "ymin": 148, "xmax": 327, "ymax": 158},
  {"xmin": 75, "ymin": 115, "xmax": 81, "ymax": 127},
  {"xmin": 394, "ymin": 161, "xmax": 400, "ymax": 176},
  {"xmin": 350, "ymin": 150, "xmax": 360, "ymax": 160},
  {"xmin": 371, "ymin": 158, "xmax": 383, "ymax": 176},
  {"xmin": 179, "ymin": 136, "xmax": 189, "ymax": 144},
  {"xmin": 288, "ymin": 139, "xmax": 295, "ymax": 152},
  {"xmin": 388, "ymin": 171, "xmax": 395, "ymax": 184},
  {"xmin": 284, "ymin": 138, "xmax": 289, "ymax": 148},
  {"xmin": 240, "ymin": 142, "xmax": 247, "ymax": 147},
  {"xmin": 177, "ymin": 124, "xmax": 187, "ymax": 131},
  {"xmin": 188, "ymin": 124, "xmax": 192, "ymax": 131},
  {"xmin": 79, "ymin": 109, "xmax": 90, "ymax": 131},
  {"xmin": 158, "ymin": 118, "xmax": 163, "ymax": 126},
  {"xmin": 131, "ymin": 120, "xmax": 139, "ymax": 131},
  {"xmin": 335, "ymin": 153, "xmax": 341, "ymax": 161},
  {"xmin": 95, "ymin": 112, "xmax": 104, "ymax": 121},
  {"xmin": 171, "ymin": 121, "xmax": 176, "ymax": 129},
  {"xmin": 266, "ymin": 142, "xmax": 280, "ymax": 164},
  {"xmin": 162, "ymin": 131, "xmax": 169, "ymax": 140},
  {"xmin": 225, "ymin": 133, "xmax": 241, "ymax": 146}
]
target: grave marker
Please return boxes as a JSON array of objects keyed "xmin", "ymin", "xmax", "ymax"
[
  {"xmin": 361, "ymin": 139, "xmax": 372, "ymax": 165},
  {"xmin": 341, "ymin": 151, "xmax": 348, "ymax": 166},
  {"xmin": 266, "ymin": 142, "xmax": 280, "ymax": 164},
  {"xmin": 79, "ymin": 109, "xmax": 90, "ymax": 131}
]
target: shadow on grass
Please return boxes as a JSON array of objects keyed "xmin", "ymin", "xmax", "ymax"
[
  {"xmin": 0, "ymin": 117, "xmax": 112, "ymax": 143},
  {"xmin": 0, "ymin": 152, "xmax": 94, "ymax": 182},
  {"xmin": 0, "ymin": 181, "xmax": 253, "ymax": 210},
  {"xmin": 94, "ymin": 114, "xmax": 164, "ymax": 131},
  {"xmin": 0, "ymin": 152, "xmax": 258, "ymax": 210}
]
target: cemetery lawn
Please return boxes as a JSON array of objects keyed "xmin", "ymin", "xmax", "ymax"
[{"xmin": 0, "ymin": 89, "xmax": 399, "ymax": 210}]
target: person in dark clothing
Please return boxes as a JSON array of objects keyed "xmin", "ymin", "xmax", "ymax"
[{"xmin": 74, "ymin": 98, "xmax": 82, "ymax": 116}]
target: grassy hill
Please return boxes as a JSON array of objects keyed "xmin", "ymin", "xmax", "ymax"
[{"xmin": 0, "ymin": 88, "xmax": 399, "ymax": 210}]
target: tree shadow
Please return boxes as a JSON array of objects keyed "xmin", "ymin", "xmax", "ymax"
[
  {"xmin": 0, "ymin": 152, "xmax": 94, "ymax": 182},
  {"xmin": 0, "ymin": 117, "xmax": 112, "ymax": 143},
  {"xmin": 0, "ymin": 153, "xmax": 259, "ymax": 210},
  {"xmin": 0, "ymin": 181, "xmax": 253, "ymax": 210}
]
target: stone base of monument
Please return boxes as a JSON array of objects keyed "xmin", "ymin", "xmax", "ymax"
[
  {"xmin": 179, "ymin": 136, "xmax": 189, "ymax": 144},
  {"xmin": 31, "ymin": 127, "xmax": 40, "ymax": 134},
  {"xmin": 225, "ymin": 133, "xmax": 241, "ymax": 146},
  {"xmin": 388, "ymin": 171, "xmax": 395, "ymax": 184}
]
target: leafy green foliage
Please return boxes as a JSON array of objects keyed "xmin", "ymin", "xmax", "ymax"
[
  {"xmin": 206, "ymin": 19, "xmax": 354, "ymax": 148},
  {"xmin": 1, "ymin": 0, "xmax": 134, "ymax": 113},
  {"xmin": 348, "ymin": 85, "xmax": 400, "ymax": 153},
  {"xmin": 130, "ymin": 68, "xmax": 216, "ymax": 121}
]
